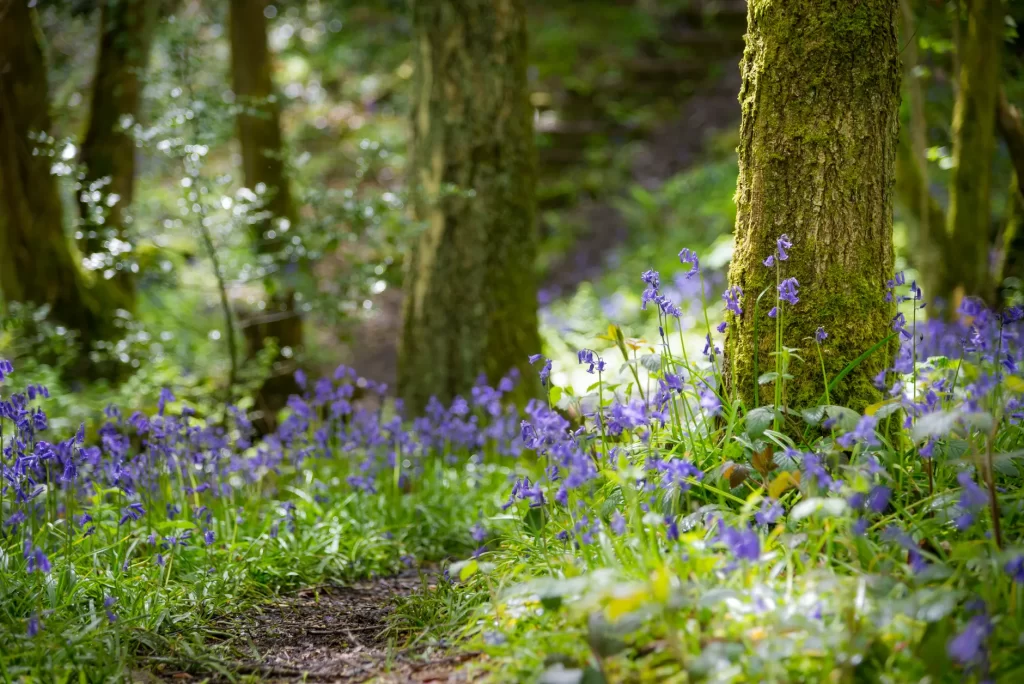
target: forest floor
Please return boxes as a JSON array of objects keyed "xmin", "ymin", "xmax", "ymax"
[{"xmin": 145, "ymin": 570, "xmax": 479, "ymax": 683}]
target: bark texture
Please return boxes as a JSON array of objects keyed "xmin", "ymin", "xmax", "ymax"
[
  {"xmin": 228, "ymin": 0, "xmax": 297, "ymax": 238},
  {"xmin": 77, "ymin": 0, "xmax": 157, "ymax": 311},
  {"xmin": 997, "ymin": 91, "xmax": 1024, "ymax": 285},
  {"xmin": 897, "ymin": 0, "xmax": 945, "ymax": 303},
  {"xmin": 229, "ymin": 0, "xmax": 302, "ymax": 421},
  {"xmin": 726, "ymin": 0, "xmax": 900, "ymax": 413},
  {"xmin": 399, "ymin": 0, "xmax": 541, "ymax": 413},
  {"xmin": 944, "ymin": 0, "xmax": 1003, "ymax": 306},
  {"xmin": 0, "ymin": 0, "xmax": 107, "ymax": 341}
]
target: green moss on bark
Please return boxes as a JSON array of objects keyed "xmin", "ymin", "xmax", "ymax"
[
  {"xmin": 0, "ymin": 2, "xmax": 111, "ymax": 345},
  {"xmin": 726, "ymin": 0, "xmax": 900, "ymax": 414},
  {"xmin": 399, "ymin": 0, "xmax": 541, "ymax": 413}
]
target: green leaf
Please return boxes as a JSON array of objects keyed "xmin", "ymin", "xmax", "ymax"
[
  {"xmin": 524, "ymin": 506, "xmax": 548, "ymax": 535},
  {"xmin": 549, "ymin": 386, "xmax": 563, "ymax": 405},
  {"xmin": 800, "ymin": 406, "xmax": 826, "ymax": 425},
  {"xmin": 745, "ymin": 406, "xmax": 776, "ymax": 437},
  {"xmin": 825, "ymin": 405, "xmax": 860, "ymax": 431},
  {"xmin": 757, "ymin": 372, "xmax": 779, "ymax": 385},
  {"xmin": 640, "ymin": 353, "xmax": 662, "ymax": 373},
  {"xmin": 459, "ymin": 559, "xmax": 479, "ymax": 581}
]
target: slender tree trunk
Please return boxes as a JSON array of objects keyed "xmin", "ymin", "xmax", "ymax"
[
  {"xmin": 0, "ymin": 0, "xmax": 108, "ymax": 344},
  {"xmin": 725, "ymin": 0, "xmax": 899, "ymax": 413},
  {"xmin": 943, "ymin": 0, "xmax": 1003, "ymax": 309},
  {"xmin": 898, "ymin": 0, "xmax": 945, "ymax": 303},
  {"xmin": 997, "ymin": 91, "xmax": 1024, "ymax": 290},
  {"xmin": 399, "ymin": 0, "xmax": 542, "ymax": 413},
  {"xmin": 77, "ymin": 0, "xmax": 157, "ymax": 313},
  {"xmin": 228, "ymin": 0, "xmax": 301, "ymax": 420}
]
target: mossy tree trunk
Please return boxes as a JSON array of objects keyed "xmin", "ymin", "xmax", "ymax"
[
  {"xmin": 77, "ymin": 0, "xmax": 157, "ymax": 313},
  {"xmin": 725, "ymin": 0, "xmax": 900, "ymax": 413},
  {"xmin": 0, "ymin": 0, "xmax": 109, "ymax": 344},
  {"xmin": 399, "ymin": 0, "xmax": 542, "ymax": 414},
  {"xmin": 942, "ymin": 0, "xmax": 1003, "ymax": 309},
  {"xmin": 229, "ymin": 0, "xmax": 302, "ymax": 420}
]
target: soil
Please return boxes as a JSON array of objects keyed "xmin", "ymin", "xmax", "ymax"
[{"xmin": 144, "ymin": 570, "xmax": 481, "ymax": 683}]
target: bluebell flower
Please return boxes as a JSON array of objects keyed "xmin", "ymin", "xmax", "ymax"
[
  {"xmin": 892, "ymin": 312, "xmax": 911, "ymax": 339},
  {"xmin": 610, "ymin": 511, "xmax": 626, "ymax": 535},
  {"xmin": 105, "ymin": 596, "xmax": 118, "ymax": 623},
  {"xmin": 678, "ymin": 248, "xmax": 700, "ymax": 278},
  {"xmin": 815, "ymin": 326, "xmax": 827, "ymax": 343},
  {"xmin": 866, "ymin": 485, "xmax": 891, "ymax": 514},
  {"xmin": 119, "ymin": 502, "xmax": 146, "ymax": 525},
  {"xmin": 955, "ymin": 471, "xmax": 988, "ymax": 530},
  {"xmin": 665, "ymin": 516, "xmax": 679, "ymax": 542},
  {"xmin": 755, "ymin": 499, "xmax": 783, "ymax": 526},
  {"xmin": 577, "ymin": 349, "xmax": 605, "ymax": 374},
  {"xmin": 1004, "ymin": 555, "xmax": 1024, "ymax": 583},
  {"xmin": 27, "ymin": 614, "xmax": 40, "ymax": 637},
  {"xmin": 947, "ymin": 614, "xmax": 991, "ymax": 667},
  {"xmin": 776, "ymin": 234, "xmax": 792, "ymax": 261},
  {"xmin": 836, "ymin": 415, "xmax": 879, "ymax": 449},
  {"xmin": 778, "ymin": 278, "xmax": 799, "ymax": 306},
  {"xmin": 763, "ymin": 255, "xmax": 775, "ymax": 268},
  {"xmin": 716, "ymin": 518, "xmax": 760, "ymax": 561},
  {"xmin": 723, "ymin": 286, "xmax": 743, "ymax": 316}
]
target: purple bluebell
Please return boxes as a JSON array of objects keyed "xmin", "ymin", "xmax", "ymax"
[
  {"xmin": 716, "ymin": 519, "xmax": 760, "ymax": 561},
  {"xmin": 836, "ymin": 415, "xmax": 879, "ymax": 449},
  {"xmin": 947, "ymin": 614, "xmax": 991, "ymax": 667},
  {"xmin": 776, "ymin": 234, "xmax": 792, "ymax": 261},
  {"xmin": 778, "ymin": 278, "xmax": 799, "ymax": 306},
  {"xmin": 1005, "ymin": 555, "xmax": 1024, "ymax": 583},
  {"xmin": 755, "ymin": 499, "xmax": 783, "ymax": 526},
  {"xmin": 723, "ymin": 286, "xmax": 743, "ymax": 316},
  {"xmin": 678, "ymin": 248, "xmax": 700, "ymax": 278}
]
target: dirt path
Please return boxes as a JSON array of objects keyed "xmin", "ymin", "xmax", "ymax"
[{"xmin": 146, "ymin": 570, "xmax": 479, "ymax": 683}]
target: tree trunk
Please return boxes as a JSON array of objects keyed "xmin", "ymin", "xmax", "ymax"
[
  {"xmin": 399, "ymin": 0, "xmax": 542, "ymax": 414},
  {"xmin": 0, "ymin": 0, "xmax": 108, "ymax": 344},
  {"xmin": 943, "ymin": 0, "xmax": 1003, "ymax": 308},
  {"xmin": 77, "ymin": 0, "xmax": 157, "ymax": 313},
  {"xmin": 725, "ymin": 0, "xmax": 900, "ymax": 413},
  {"xmin": 228, "ymin": 0, "xmax": 297, "ymax": 238},
  {"xmin": 228, "ymin": 0, "xmax": 302, "ymax": 421},
  {"xmin": 898, "ymin": 0, "xmax": 945, "ymax": 304},
  {"xmin": 997, "ymin": 92, "xmax": 1024, "ymax": 291}
]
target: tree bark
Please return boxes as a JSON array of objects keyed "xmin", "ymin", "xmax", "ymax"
[
  {"xmin": 77, "ymin": 0, "xmax": 157, "ymax": 312},
  {"xmin": 898, "ymin": 0, "xmax": 945, "ymax": 303},
  {"xmin": 943, "ymin": 0, "xmax": 1003, "ymax": 308},
  {"xmin": 997, "ymin": 90, "xmax": 1024, "ymax": 200},
  {"xmin": 228, "ymin": 0, "xmax": 301, "ymax": 421},
  {"xmin": 399, "ymin": 0, "xmax": 542, "ymax": 413},
  {"xmin": 997, "ymin": 91, "xmax": 1024, "ymax": 288},
  {"xmin": 0, "ymin": 0, "xmax": 108, "ymax": 343},
  {"xmin": 725, "ymin": 0, "xmax": 900, "ymax": 413},
  {"xmin": 228, "ymin": 0, "xmax": 297, "ymax": 239}
]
